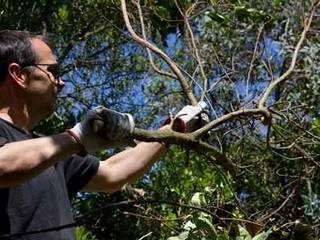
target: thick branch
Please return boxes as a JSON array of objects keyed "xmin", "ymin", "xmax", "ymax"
[
  {"xmin": 132, "ymin": 128, "xmax": 219, "ymax": 155},
  {"xmin": 258, "ymin": 2, "xmax": 319, "ymax": 108},
  {"xmin": 192, "ymin": 108, "xmax": 270, "ymax": 138},
  {"xmin": 121, "ymin": 0, "xmax": 198, "ymax": 105},
  {"xmin": 132, "ymin": 127, "xmax": 234, "ymax": 173}
]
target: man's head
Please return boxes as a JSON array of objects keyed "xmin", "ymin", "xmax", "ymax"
[
  {"xmin": 0, "ymin": 31, "xmax": 50, "ymax": 83},
  {"xmin": 0, "ymin": 30, "xmax": 64, "ymax": 126}
]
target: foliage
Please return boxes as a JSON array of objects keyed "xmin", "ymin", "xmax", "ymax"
[
  {"xmin": 1, "ymin": 0, "xmax": 320, "ymax": 239},
  {"xmin": 76, "ymin": 226, "xmax": 97, "ymax": 240}
]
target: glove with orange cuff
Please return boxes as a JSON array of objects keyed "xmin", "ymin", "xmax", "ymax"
[{"xmin": 66, "ymin": 106, "xmax": 135, "ymax": 155}]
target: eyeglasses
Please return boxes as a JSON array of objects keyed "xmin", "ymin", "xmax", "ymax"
[{"xmin": 22, "ymin": 63, "xmax": 61, "ymax": 83}]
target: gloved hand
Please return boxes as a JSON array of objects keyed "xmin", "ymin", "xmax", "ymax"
[
  {"xmin": 67, "ymin": 106, "xmax": 135, "ymax": 155},
  {"xmin": 171, "ymin": 101, "xmax": 209, "ymax": 133}
]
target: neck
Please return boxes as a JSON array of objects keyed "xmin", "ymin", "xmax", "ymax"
[
  {"xmin": 0, "ymin": 84, "xmax": 34, "ymax": 131},
  {"xmin": 0, "ymin": 108, "xmax": 32, "ymax": 131}
]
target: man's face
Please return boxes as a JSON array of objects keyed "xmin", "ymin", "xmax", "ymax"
[{"xmin": 24, "ymin": 38, "xmax": 64, "ymax": 118}]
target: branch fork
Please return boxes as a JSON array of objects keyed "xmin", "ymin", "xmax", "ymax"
[{"xmin": 121, "ymin": 0, "xmax": 319, "ymax": 173}]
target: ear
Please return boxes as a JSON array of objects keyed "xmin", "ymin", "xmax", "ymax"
[{"xmin": 7, "ymin": 63, "xmax": 28, "ymax": 88}]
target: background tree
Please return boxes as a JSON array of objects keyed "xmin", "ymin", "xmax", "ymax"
[{"xmin": 1, "ymin": 0, "xmax": 320, "ymax": 239}]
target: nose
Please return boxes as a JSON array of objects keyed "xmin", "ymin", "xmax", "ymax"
[{"xmin": 56, "ymin": 78, "xmax": 65, "ymax": 90}]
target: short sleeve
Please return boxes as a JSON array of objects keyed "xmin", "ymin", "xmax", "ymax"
[
  {"xmin": 61, "ymin": 154, "xmax": 100, "ymax": 197},
  {"xmin": 0, "ymin": 137, "xmax": 6, "ymax": 147}
]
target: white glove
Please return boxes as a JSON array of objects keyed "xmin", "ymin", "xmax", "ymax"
[
  {"xmin": 172, "ymin": 101, "xmax": 209, "ymax": 132},
  {"xmin": 68, "ymin": 106, "xmax": 135, "ymax": 154}
]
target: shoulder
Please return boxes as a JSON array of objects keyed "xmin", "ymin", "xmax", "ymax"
[
  {"xmin": 0, "ymin": 118, "xmax": 31, "ymax": 143},
  {"xmin": 0, "ymin": 136, "xmax": 6, "ymax": 147}
]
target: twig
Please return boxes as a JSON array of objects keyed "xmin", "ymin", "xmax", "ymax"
[
  {"xmin": 246, "ymin": 24, "xmax": 265, "ymax": 95},
  {"xmin": 123, "ymin": 211, "xmax": 187, "ymax": 222},
  {"xmin": 257, "ymin": 187, "xmax": 296, "ymax": 223},
  {"xmin": 132, "ymin": 0, "xmax": 178, "ymax": 80},
  {"xmin": 121, "ymin": 0, "xmax": 198, "ymax": 105},
  {"xmin": 219, "ymin": 217, "xmax": 263, "ymax": 227},
  {"xmin": 138, "ymin": 232, "xmax": 153, "ymax": 240},
  {"xmin": 258, "ymin": 1, "xmax": 320, "ymax": 108},
  {"xmin": 174, "ymin": 0, "xmax": 209, "ymax": 101}
]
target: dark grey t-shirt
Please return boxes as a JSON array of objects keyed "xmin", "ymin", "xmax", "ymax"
[{"xmin": 0, "ymin": 119, "xmax": 100, "ymax": 239}]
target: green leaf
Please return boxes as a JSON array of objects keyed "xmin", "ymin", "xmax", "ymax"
[
  {"xmin": 252, "ymin": 229, "xmax": 272, "ymax": 240},
  {"xmin": 183, "ymin": 220, "xmax": 197, "ymax": 231},
  {"xmin": 190, "ymin": 192, "xmax": 207, "ymax": 206},
  {"xmin": 204, "ymin": 15, "xmax": 212, "ymax": 24},
  {"xmin": 208, "ymin": 11, "xmax": 229, "ymax": 23},
  {"xmin": 217, "ymin": 233, "xmax": 230, "ymax": 240},
  {"xmin": 273, "ymin": 0, "xmax": 281, "ymax": 6},
  {"xmin": 155, "ymin": 6, "xmax": 170, "ymax": 18},
  {"xmin": 58, "ymin": 5, "xmax": 69, "ymax": 21},
  {"xmin": 76, "ymin": 226, "xmax": 97, "ymax": 240},
  {"xmin": 235, "ymin": 6, "xmax": 250, "ymax": 20},
  {"xmin": 167, "ymin": 231, "xmax": 189, "ymax": 240},
  {"xmin": 195, "ymin": 215, "xmax": 217, "ymax": 239},
  {"xmin": 238, "ymin": 225, "xmax": 252, "ymax": 240},
  {"xmin": 312, "ymin": 117, "xmax": 320, "ymax": 128}
]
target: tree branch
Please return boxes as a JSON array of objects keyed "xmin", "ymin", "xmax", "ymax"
[
  {"xmin": 192, "ymin": 108, "xmax": 270, "ymax": 138},
  {"xmin": 258, "ymin": 1, "xmax": 319, "ymax": 108},
  {"xmin": 121, "ymin": 0, "xmax": 198, "ymax": 105},
  {"xmin": 246, "ymin": 24, "xmax": 265, "ymax": 95},
  {"xmin": 132, "ymin": 0, "xmax": 178, "ymax": 80},
  {"xmin": 132, "ymin": 127, "xmax": 235, "ymax": 174},
  {"xmin": 174, "ymin": 0, "xmax": 209, "ymax": 101}
]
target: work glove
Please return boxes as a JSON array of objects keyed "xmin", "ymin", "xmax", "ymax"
[
  {"xmin": 164, "ymin": 101, "xmax": 209, "ymax": 133},
  {"xmin": 67, "ymin": 106, "xmax": 135, "ymax": 155}
]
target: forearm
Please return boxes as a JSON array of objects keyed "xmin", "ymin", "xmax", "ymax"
[
  {"xmin": 0, "ymin": 133, "xmax": 79, "ymax": 187},
  {"xmin": 109, "ymin": 142, "xmax": 165, "ymax": 181},
  {"xmin": 85, "ymin": 141, "xmax": 166, "ymax": 193}
]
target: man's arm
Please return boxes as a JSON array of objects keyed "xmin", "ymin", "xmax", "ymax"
[
  {"xmin": 0, "ymin": 107, "xmax": 135, "ymax": 189},
  {"xmin": 82, "ymin": 102, "xmax": 208, "ymax": 194},
  {"xmin": 0, "ymin": 133, "xmax": 80, "ymax": 188},
  {"xmin": 83, "ymin": 141, "xmax": 166, "ymax": 193}
]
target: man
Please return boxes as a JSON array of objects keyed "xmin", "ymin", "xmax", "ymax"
[{"xmin": 0, "ymin": 30, "xmax": 205, "ymax": 239}]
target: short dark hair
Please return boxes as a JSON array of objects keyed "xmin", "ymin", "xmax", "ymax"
[{"xmin": 0, "ymin": 30, "xmax": 53, "ymax": 83}]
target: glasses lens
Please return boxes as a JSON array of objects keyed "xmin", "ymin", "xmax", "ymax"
[{"xmin": 47, "ymin": 64, "xmax": 60, "ymax": 79}]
